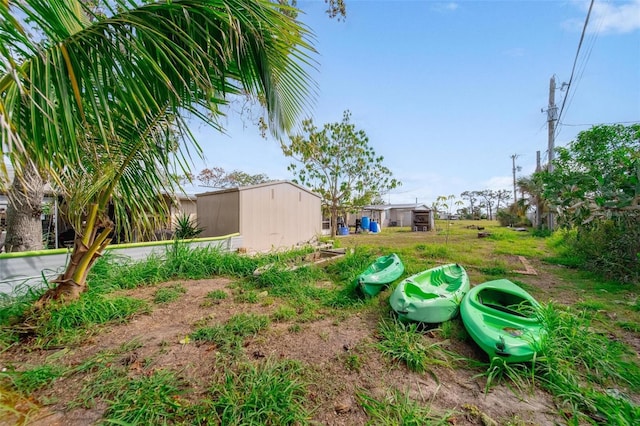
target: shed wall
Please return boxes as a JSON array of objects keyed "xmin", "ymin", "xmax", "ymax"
[
  {"xmin": 388, "ymin": 209, "xmax": 413, "ymax": 227},
  {"xmin": 239, "ymin": 184, "xmax": 321, "ymax": 251},
  {"xmin": 197, "ymin": 191, "xmax": 240, "ymax": 237}
]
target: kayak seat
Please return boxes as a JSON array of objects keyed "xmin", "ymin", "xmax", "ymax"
[
  {"xmin": 405, "ymin": 283, "xmax": 439, "ymax": 300},
  {"xmin": 477, "ymin": 290, "xmax": 535, "ymax": 318},
  {"xmin": 445, "ymin": 280, "xmax": 462, "ymax": 292},
  {"xmin": 482, "ymin": 301, "xmax": 528, "ymax": 318}
]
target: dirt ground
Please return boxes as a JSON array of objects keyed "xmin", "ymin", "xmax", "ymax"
[{"xmin": 2, "ymin": 270, "xmax": 582, "ymax": 426}]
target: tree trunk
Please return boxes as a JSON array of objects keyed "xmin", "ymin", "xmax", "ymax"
[
  {"xmin": 4, "ymin": 161, "xmax": 45, "ymax": 252},
  {"xmin": 36, "ymin": 205, "xmax": 113, "ymax": 307},
  {"xmin": 330, "ymin": 204, "xmax": 338, "ymax": 238}
]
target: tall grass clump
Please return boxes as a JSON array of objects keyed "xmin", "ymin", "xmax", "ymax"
[
  {"xmin": 252, "ymin": 266, "xmax": 327, "ymax": 304},
  {"xmin": 88, "ymin": 244, "xmax": 260, "ymax": 292},
  {"xmin": 153, "ymin": 283, "xmax": 187, "ymax": 304},
  {"xmin": 376, "ymin": 319, "xmax": 450, "ymax": 375},
  {"xmin": 0, "ymin": 284, "xmax": 50, "ymax": 348},
  {"xmin": 476, "ymin": 303, "xmax": 640, "ymax": 424},
  {"xmin": 324, "ymin": 247, "xmax": 374, "ymax": 283},
  {"xmin": 30, "ymin": 293, "xmax": 149, "ymax": 347},
  {"xmin": 358, "ymin": 388, "xmax": 454, "ymax": 425},
  {"xmin": 534, "ymin": 304, "xmax": 640, "ymax": 424},
  {"xmin": 206, "ymin": 360, "xmax": 310, "ymax": 425},
  {"xmin": 101, "ymin": 369, "xmax": 185, "ymax": 425},
  {"xmin": 1, "ymin": 364, "xmax": 65, "ymax": 394},
  {"xmin": 163, "ymin": 243, "xmax": 259, "ymax": 279},
  {"xmin": 191, "ymin": 313, "xmax": 270, "ymax": 356}
]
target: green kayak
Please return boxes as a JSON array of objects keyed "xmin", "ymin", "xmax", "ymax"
[
  {"xmin": 389, "ymin": 263, "xmax": 470, "ymax": 323},
  {"xmin": 460, "ymin": 279, "xmax": 544, "ymax": 363},
  {"xmin": 357, "ymin": 253, "xmax": 405, "ymax": 297}
]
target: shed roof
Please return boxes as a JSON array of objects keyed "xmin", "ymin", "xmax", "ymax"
[
  {"xmin": 361, "ymin": 203, "xmax": 431, "ymax": 211},
  {"xmin": 196, "ymin": 180, "xmax": 319, "ymax": 199}
]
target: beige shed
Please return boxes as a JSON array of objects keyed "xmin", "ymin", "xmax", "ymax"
[{"xmin": 196, "ymin": 181, "xmax": 322, "ymax": 252}]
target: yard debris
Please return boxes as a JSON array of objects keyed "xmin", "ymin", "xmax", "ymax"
[{"xmin": 513, "ymin": 256, "xmax": 537, "ymax": 275}]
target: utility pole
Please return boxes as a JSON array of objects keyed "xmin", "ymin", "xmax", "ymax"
[
  {"xmin": 511, "ymin": 154, "xmax": 519, "ymax": 203},
  {"xmin": 535, "ymin": 150, "xmax": 542, "ymax": 228},
  {"xmin": 546, "ymin": 75, "xmax": 557, "ymax": 230}
]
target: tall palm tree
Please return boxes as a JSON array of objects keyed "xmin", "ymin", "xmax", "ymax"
[{"xmin": 0, "ymin": 0, "xmax": 315, "ymax": 303}]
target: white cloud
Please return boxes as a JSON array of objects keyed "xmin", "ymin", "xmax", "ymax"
[
  {"xmin": 482, "ymin": 176, "xmax": 513, "ymax": 192},
  {"xmin": 567, "ymin": 0, "xmax": 640, "ymax": 34},
  {"xmin": 432, "ymin": 2, "xmax": 459, "ymax": 13}
]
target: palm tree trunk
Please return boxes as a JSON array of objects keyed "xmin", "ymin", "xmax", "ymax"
[
  {"xmin": 36, "ymin": 204, "xmax": 113, "ymax": 306},
  {"xmin": 3, "ymin": 161, "xmax": 44, "ymax": 252}
]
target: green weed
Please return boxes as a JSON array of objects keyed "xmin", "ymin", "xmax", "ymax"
[
  {"xmin": 376, "ymin": 319, "xmax": 450, "ymax": 374},
  {"xmin": 288, "ymin": 324, "xmax": 302, "ymax": 333},
  {"xmin": 617, "ymin": 321, "xmax": 640, "ymax": 333},
  {"xmin": 357, "ymin": 388, "xmax": 454, "ymax": 425},
  {"xmin": 206, "ymin": 360, "xmax": 310, "ymax": 425},
  {"xmin": 478, "ymin": 263, "xmax": 508, "ymax": 276},
  {"xmin": 102, "ymin": 369, "xmax": 185, "ymax": 425},
  {"xmin": 574, "ymin": 299, "xmax": 607, "ymax": 311},
  {"xmin": 191, "ymin": 313, "xmax": 270, "ymax": 356},
  {"xmin": 272, "ymin": 305, "xmax": 297, "ymax": 322},
  {"xmin": 206, "ymin": 289, "xmax": 228, "ymax": 300},
  {"xmin": 1, "ymin": 364, "xmax": 65, "ymax": 394},
  {"xmin": 29, "ymin": 293, "xmax": 148, "ymax": 347},
  {"xmin": 344, "ymin": 354, "xmax": 362, "ymax": 372},
  {"xmin": 437, "ymin": 318, "xmax": 468, "ymax": 341},
  {"xmin": 153, "ymin": 283, "xmax": 187, "ymax": 304},
  {"xmin": 234, "ymin": 289, "xmax": 259, "ymax": 304},
  {"xmin": 413, "ymin": 243, "xmax": 451, "ymax": 259}
]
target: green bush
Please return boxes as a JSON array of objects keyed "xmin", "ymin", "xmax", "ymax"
[{"xmin": 550, "ymin": 217, "xmax": 640, "ymax": 283}]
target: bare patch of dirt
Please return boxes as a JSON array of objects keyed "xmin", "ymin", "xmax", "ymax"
[{"xmin": 1, "ymin": 274, "xmax": 569, "ymax": 426}]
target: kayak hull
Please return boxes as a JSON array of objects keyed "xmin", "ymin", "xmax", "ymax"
[
  {"xmin": 460, "ymin": 279, "xmax": 544, "ymax": 363},
  {"xmin": 357, "ymin": 253, "xmax": 405, "ymax": 297},
  {"xmin": 389, "ymin": 263, "xmax": 470, "ymax": 323}
]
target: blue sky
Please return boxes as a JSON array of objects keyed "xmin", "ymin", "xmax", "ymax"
[{"xmin": 189, "ymin": 0, "xmax": 640, "ymax": 205}]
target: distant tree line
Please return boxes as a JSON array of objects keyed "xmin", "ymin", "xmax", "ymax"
[
  {"xmin": 193, "ymin": 167, "xmax": 272, "ymax": 189},
  {"xmin": 438, "ymin": 189, "xmax": 512, "ymax": 221}
]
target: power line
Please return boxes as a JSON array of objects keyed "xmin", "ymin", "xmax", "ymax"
[
  {"xmin": 560, "ymin": 120, "xmax": 640, "ymax": 127},
  {"xmin": 555, "ymin": 0, "xmax": 595, "ymax": 137}
]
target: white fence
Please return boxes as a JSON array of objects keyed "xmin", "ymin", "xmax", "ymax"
[{"xmin": 0, "ymin": 234, "xmax": 243, "ymax": 296}]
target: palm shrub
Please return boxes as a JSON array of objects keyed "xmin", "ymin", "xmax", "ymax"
[
  {"xmin": 1, "ymin": 0, "xmax": 315, "ymax": 304},
  {"xmin": 173, "ymin": 213, "xmax": 203, "ymax": 240}
]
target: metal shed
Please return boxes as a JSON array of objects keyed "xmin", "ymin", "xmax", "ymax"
[{"xmin": 196, "ymin": 181, "xmax": 322, "ymax": 252}]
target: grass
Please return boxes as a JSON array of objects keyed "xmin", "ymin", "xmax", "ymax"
[
  {"xmin": 204, "ymin": 360, "xmax": 310, "ymax": 425},
  {"xmin": 1, "ymin": 364, "xmax": 65, "ymax": 394},
  {"xmin": 191, "ymin": 313, "xmax": 271, "ymax": 356},
  {"xmin": 153, "ymin": 283, "xmax": 187, "ymax": 304},
  {"xmin": 22, "ymin": 293, "xmax": 149, "ymax": 348},
  {"xmin": 376, "ymin": 319, "xmax": 450, "ymax": 375},
  {"xmin": 102, "ymin": 369, "xmax": 185, "ymax": 424},
  {"xmin": 206, "ymin": 289, "xmax": 228, "ymax": 300},
  {"xmin": 1, "ymin": 220, "xmax": 638, "ymax": 424},
  {"xmin": 474, "ymin": 303, "xmax": 640, "ymax": 425},
  {"xmin": 357, "ymin": 388, "xmax": 455, "ymax": 425}
]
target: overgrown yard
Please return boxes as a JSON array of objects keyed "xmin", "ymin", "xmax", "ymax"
[{"xmin": 1, "ymin": 220, "xmax": 639, "ymax": 425}]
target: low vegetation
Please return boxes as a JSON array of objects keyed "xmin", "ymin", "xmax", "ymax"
[{"xmin": 0, "ymin": 220, "xmax": 638, "ymax": 425}]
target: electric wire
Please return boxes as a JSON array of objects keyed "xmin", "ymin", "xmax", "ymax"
[
  {"xmin": 557, "ymin": 2, "xmax": 603, "ymax": 140},
  {"xmin": 555, "ymin": 0, "xmax": 596, "ymax": 139}
]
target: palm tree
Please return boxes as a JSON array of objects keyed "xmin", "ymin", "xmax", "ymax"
[
  {"xmin": 1, "ymin": 0, "xmax": 315, "ymax": 303},
  {"xmin": 516, "ymin": 175, "xmax": 546, "ymax": 227}
]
